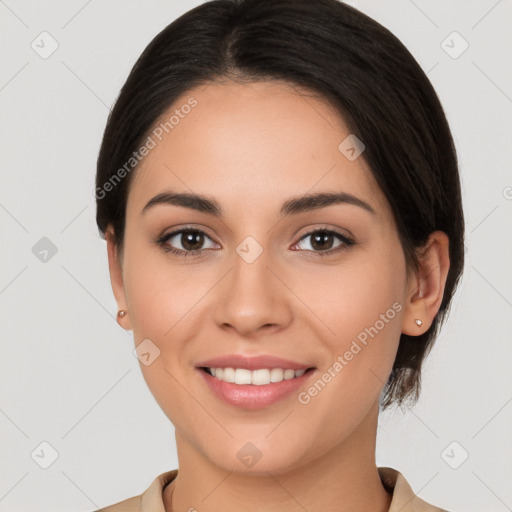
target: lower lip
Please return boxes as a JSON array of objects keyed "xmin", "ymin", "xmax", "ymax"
[{"xmin": 197, "ymin": 368, "xmax": 315, "ymax": 410}]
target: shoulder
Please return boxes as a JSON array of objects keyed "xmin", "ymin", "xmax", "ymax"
[
  {"xmin": 378, "ymin": 467, "xmax": 451, "ymax": 512},
  {"xmin": 88, "ymin": 469, "xmax": 178, "ymax": 512},
  {"xmin": 94, "ymin": 495, "xmax": 141, "ymax": 512}
]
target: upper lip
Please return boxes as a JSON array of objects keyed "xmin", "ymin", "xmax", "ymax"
[{"xmin": 196, "ymin": 354, "xmax": 315, "ymax": 371}]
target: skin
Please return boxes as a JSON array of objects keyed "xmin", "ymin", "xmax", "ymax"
[{"xmin": 105, "ymin": 79, "xmax": 450, "ymax": 512}]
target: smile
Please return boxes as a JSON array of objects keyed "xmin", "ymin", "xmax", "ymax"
[
  {"xmin": 202, "ymin": 367, "xmax": 310, "ymax": 385},
  {"xmin": 197, "ymin": 366, "xmax": 316, "ymax": 410}
]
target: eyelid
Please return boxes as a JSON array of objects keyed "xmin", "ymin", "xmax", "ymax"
[
  {"xmin": 157, "ymin": 224, "xmax": 217, "ymax": 243},
  {"xmin": 295, "ymin": 223, "xmax": 354, "ymax": 241}
]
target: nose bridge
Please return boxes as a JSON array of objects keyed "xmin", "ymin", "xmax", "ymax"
[
  {"xmin": 213, "ymin": 233, "xmax": 291, "ymax": 334},
  {"xmin": 230, "ymin": 235, "xmax": 276, "ymax": 305}
]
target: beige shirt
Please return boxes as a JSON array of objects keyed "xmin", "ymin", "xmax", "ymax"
[{"xmin": 95, "ymin": 467, "xmax": 449, "ymax": 512}]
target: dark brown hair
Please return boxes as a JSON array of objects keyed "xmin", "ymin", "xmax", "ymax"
[{"xmin": 95, "ymin": 0, "xmax": 465, "ymax": 410}]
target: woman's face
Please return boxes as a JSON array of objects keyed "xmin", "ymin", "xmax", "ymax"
[{"xmin": 109, "ymin": 80, "xmax": 415, "ymax": 473}]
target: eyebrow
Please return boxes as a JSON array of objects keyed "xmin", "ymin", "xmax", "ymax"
[{"xmin": 140, "ymin": 190, "xmax": 376, "ymax": 218}]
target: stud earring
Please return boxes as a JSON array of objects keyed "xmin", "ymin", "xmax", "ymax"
[
  {"xmin": 414, "ymin": 318, "xmax": 423, "ymax": 327},
  {"xmin": 118, "ymin": 310, "xmax": 127, "ymax": 318}
]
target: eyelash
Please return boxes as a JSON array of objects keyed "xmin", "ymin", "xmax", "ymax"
[{"xmin": 155, "ymin": 225, "xmax": 355, "ymax": 259}]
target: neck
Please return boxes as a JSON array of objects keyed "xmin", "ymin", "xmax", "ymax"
[{"xmin": 163, "ymin": 402, "xmax": 392, "ymax": 512}]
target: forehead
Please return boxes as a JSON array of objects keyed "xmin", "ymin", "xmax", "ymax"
[{"xmin": 128, "ymin": 79, "xmax": 388, "ymax": 218}]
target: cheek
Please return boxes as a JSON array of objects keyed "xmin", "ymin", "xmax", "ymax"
[
  {"xmin": 122, "ymin": 235, "xmax": 205, "ymax": 339},
  {"xmin": 292, "ymin": 243, "xmax": 406, "ymax": 341},
  {"xmin": 291, "ymin": 261, "xmax": 405, "ymax": 453},
  {"xmin": 122, "ymin": 244, "xmax": 223, "ymax": 386},
  {"xmin": 296, "ymin": 241, "xmax": 406, "ymax": 396}
]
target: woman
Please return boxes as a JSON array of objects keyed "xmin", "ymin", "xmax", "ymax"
[{"xmin": 93, "ymin": 0, "xmax": 464, "ymax": 510}]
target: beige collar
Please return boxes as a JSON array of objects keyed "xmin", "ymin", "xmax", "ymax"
[{"xmin": 136, "ymin": 467, "xmax": 448, "ymax": 512}]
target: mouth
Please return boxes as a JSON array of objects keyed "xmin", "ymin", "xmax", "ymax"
[
  {"xmin": 195, "ymin": 357, "xmax": 317, "ymax": 410},
  {"xmin": 199, "ymin": 366, "xmax": 315, "ymax": 385}
]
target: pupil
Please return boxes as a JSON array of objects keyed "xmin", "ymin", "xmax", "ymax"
[
  {"xmin": 312, "ymin": 232, "xmax": 332, "ymax": 251},
  {"xmin": 182, "ymin": 231, "xmax": 203, "ymax": 251}
]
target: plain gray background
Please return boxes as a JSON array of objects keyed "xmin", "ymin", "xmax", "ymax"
[{"xmin": 1, "ymin": 1, "xmax": 511, "ymax": 511}]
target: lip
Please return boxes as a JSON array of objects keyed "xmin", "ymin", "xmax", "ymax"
[
  {"xmin": 196, "ymin": 354, "xmax": 313, "ymax": 371},
  {"xmin": 195, "ymin": 354, "xmax": 316, "ymax": 410}
]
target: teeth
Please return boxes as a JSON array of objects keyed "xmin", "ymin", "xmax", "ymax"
[{"xmin": 207, "ymin": 367, "xmax": 308, "ymax": 385}]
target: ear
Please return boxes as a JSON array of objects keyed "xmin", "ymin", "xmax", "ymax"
[
  {"xmin": 401, "ymin": 231, "xmax": 450, "ymax": 335},
  {"xmin": 105, "ymin": 226, "xmax": 132, "ymax": 331}
]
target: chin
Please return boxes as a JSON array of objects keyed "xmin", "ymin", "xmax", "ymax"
[{"xmin": 204, "ymin": 441, "xmax": 313, "ymax": 476}]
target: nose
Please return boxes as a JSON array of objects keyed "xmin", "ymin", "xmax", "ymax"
[{"xmin": 213, "ymin": 245, "xmax": 293, "ymax": 339}]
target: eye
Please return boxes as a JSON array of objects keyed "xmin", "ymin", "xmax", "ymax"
[
  {"xmin": 291, "ymin": 228, "xmax": 355, "ymax": 256},
  {"xmin": 156, "ymin": 227, "xmax": 219, "ymax": 257},
  {"xmin": 156, "ymin": 226, "xmax": 355, "ymax": 258}
]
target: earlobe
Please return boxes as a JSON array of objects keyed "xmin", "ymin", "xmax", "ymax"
[
  {"xmin": 105, "ymin": 227, "xmax": 132, "ymax": 330},
  {"xmin": 401, "ymin": 231, "xmax": 451, "ymax": 336}
]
